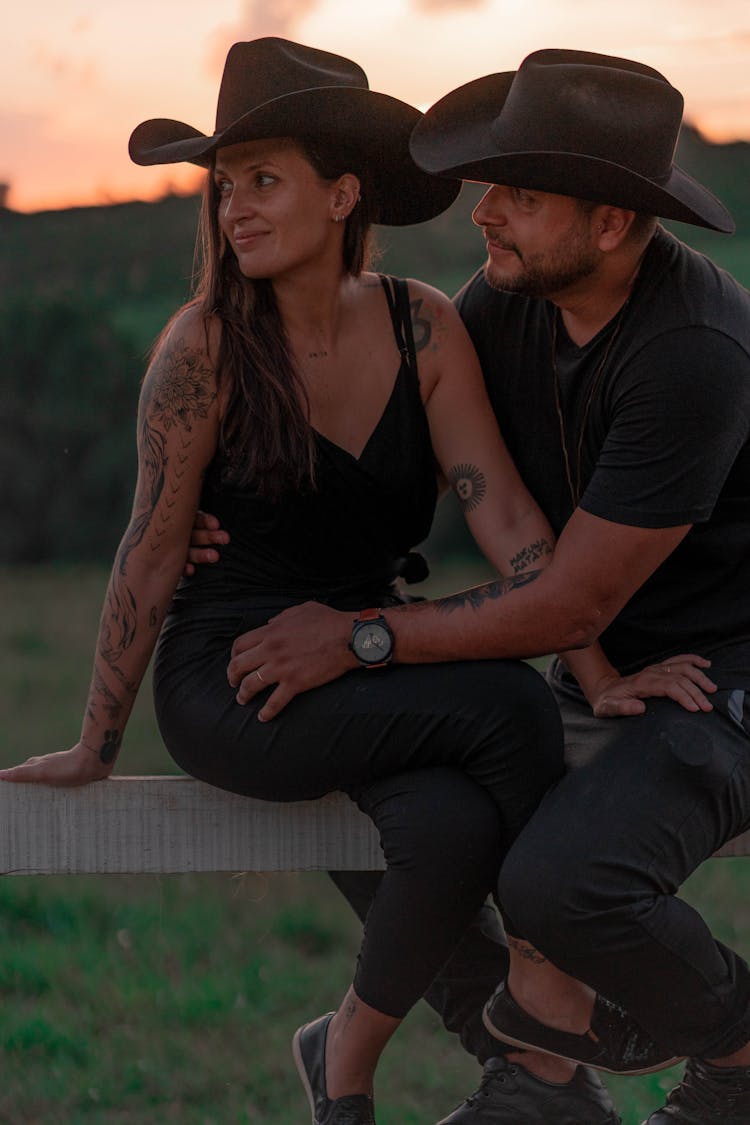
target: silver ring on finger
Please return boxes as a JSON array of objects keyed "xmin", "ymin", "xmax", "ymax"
[
  {"xmin": 255, "ymin": 669, "xmax": 265, "ymax": 684},
  {"xmin": 663, "ymin": 665, "xmax": 672, "ymax": 673}
]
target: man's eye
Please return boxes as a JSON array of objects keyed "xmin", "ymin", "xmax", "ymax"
[{"xmin": 514, "ymin": 188, "xmax": 534, "ymax": 206}]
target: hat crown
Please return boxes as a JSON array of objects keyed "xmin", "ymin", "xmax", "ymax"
[
  {"xmin": 492, "ymin": 49, "xmax": 684, "ymax": 182},
  {"xmin": 215, "ymin": 38, "xmax": 369, "ymax": 132}
]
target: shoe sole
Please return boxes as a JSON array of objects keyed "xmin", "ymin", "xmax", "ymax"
[
  {"xmin": 482, "ymin": 1006, "xmax": 685, "ymax": 1077},
  {"xmin": 292, "ymin": 1023, "xmax": 318, "ymax": 1124}
]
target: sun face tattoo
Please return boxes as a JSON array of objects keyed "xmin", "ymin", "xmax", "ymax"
[{"xmin": 448, "ymin": 463, "xmax": 487, "ymax": 513}]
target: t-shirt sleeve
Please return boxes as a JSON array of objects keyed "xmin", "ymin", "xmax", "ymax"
[{"xmin": 580, "ymin": 327, "xmax": 750, "ymax": 528}]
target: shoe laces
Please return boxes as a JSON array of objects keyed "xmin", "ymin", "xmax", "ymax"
[
  {"xmin": 669, "ymin": 1058, "xmax": 750, "ymax": 1117},
  {"xmin": 326, "ymin": 1094, "xmax": 376, "ymax": 1124},
  {"xmin": 595, "ymin": 996, "xmax": 661, "ymax": 1068},
  {"xmin": 466, "ymin": 1057, "xmax": 519, "ymax": 1104}
]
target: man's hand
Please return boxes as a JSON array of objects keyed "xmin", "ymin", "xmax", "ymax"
[
  {"xmin": 184, "ymin": 510, "xmax": 229, "ymax": 576},
  {"xmin": 227, "ymin": 602, "xmax": 358, "ymax": 720},
  {"xmin": 588, "ymin": 654, "xmax": 717, "ymax": 718},
  {"xmin": 0, "ymin": 743, "xmax": 113, "ymax": 788}
]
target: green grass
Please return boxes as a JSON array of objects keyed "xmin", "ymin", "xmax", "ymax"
[{"xmin": 1, "ymin": 565, "xmax": 748, "ymax": 1123}]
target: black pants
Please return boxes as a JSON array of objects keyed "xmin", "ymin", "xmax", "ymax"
[
  {"xmin": 153, "ymin": 602, "xmax": 564, "ymax": 1017},
  {"xmin": 335, "ymin": 662, "xmax": 750, "ymax": 1058}
]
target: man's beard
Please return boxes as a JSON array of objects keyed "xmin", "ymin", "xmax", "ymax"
[{"xmin": 483, "ymin": 230, "xmax": 599, "ymax": 298}]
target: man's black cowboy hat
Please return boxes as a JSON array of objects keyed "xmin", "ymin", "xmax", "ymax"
[
  {"xmin": 409, "ymin": 48, "xmax": 733, "ymax": 232},
  {"xmin": 129, "ymin": 37, "xmax": 459, "ymax": 227}
]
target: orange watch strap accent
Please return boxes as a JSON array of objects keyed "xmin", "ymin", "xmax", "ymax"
[{"xmin": 357, "ymin": 608, "xmax": 381, "ymax": 622}]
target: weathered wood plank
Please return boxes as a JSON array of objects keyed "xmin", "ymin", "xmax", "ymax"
[
  {"xmin": 0, "ymin": 777, "xmax": 385, "ymax": 875},
  {"xmin": 0, "ymin": 776, "xmax": 746, "ymax": 875}
]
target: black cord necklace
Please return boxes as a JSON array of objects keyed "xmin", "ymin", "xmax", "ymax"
[{"xmin": 550, "ymin": 300, "xmax": 630, "ymax": 507}]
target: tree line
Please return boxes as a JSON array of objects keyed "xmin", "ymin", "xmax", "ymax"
[{"xmin": 2, "ymin": 126, "xmax": 748, "ymax": 565}]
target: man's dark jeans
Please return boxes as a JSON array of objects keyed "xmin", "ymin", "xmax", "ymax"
[{"xmin": 332, "ymin": 666, "xmax": 750, "ymax": 1062}]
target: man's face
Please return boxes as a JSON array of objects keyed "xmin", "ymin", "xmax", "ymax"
[{"xmin": 472, "ymin": 185, "xmax": 600, "ymax": 298}]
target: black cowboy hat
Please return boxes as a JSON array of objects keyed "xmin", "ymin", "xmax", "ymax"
[
  {"xmin": 409, "ymin": 48, "xmax": 734, "ymax": 232},
  {"xmin": 129, "ymin": 37, "xmax": 459, "ymax": 227}
]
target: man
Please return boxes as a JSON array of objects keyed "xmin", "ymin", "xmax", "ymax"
[{"xmin": 204, "ymin": 50, "xmax": 750, "ymax": 1123}]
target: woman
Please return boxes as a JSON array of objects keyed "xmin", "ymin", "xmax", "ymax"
[{"xmin": 0, "ymin": 38, "xmax": 711, "ymax": 1125}]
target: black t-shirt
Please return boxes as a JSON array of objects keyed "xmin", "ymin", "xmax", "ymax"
[{"xmin": 455, "ymin": 227, "xmax": 750, "ymax": 685}]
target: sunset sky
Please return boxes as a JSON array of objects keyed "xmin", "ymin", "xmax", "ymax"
[{"xmin": 4, "ymin": 0, "xmax": 750, "ymax": 214}]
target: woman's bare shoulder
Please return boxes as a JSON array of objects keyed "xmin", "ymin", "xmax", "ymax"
[{"xmin": 156, "ymin": 301, "xmax": 222, "ymax": 362}]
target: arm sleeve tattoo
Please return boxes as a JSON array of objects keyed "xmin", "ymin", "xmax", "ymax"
[{"xmin": 89, "ymin": 336, "xmax": 216, "ymax": 764}]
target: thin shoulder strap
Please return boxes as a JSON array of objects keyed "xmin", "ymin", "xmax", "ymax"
[{"xmin": 379, "ymin": 274, "xmax": 418, "ymax": 374}]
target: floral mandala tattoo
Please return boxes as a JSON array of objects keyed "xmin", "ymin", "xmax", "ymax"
[{"xmin": 150, "ymin": 340, "xmax": 215, "ymax": 431}]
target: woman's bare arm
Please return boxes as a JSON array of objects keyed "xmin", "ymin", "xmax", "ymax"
[{"xmin": 0, "ymin": 308, "xmax": 221, "ymax": 785}]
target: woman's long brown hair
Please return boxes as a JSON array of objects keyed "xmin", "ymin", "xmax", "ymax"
[{"xmin": 192, "ymin": 137, "xmax": 374, "ymax": 499}]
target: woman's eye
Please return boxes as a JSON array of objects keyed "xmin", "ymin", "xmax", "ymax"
[
  {"xmin": 255, "ymin": 173, "xmax": 276, "ymax": 188},
  {"xmin": 215, "ymin": 179, "xmax": 232, "ymax": 195}
]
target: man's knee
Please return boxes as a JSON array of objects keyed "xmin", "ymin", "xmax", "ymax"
[
  {"xmin": 497, "ymin": 835, "xmax": 607, "ymax": 947},
  {"xmin": 358, "ymin": 767, "xmax": 503, "ymax": 876}
]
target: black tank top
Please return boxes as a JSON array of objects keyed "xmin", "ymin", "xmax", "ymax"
[{"xmin": 174, "ymin": 276, "xmax": 437, "ymax": 609}]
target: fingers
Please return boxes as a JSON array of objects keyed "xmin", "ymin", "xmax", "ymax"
[
  {"xmin": 230, "ymin": 624, "xmax": 271, "ymax": 662},
  {"xmin": 658, "ymin": 677, "xmax": 714, "ymax": 713},
  {"xmin": 193, "ymin": 510, "xmax": 221, "ymax": 531},
  {"xmin": 186, "ymin": 545, "xmax": 221, "ymax": 564},
  {"xmin": 594, "ymin": 697, "xmax": 646, "ymax": 718},
  {"xmin": 234, "ymin": 667, "xmax": 269, "ymax": 704},
  {"xmin": 657, "ymin": 656, "xmax": 716, "ymax": 686},
  {"xmin": 660, "ymin": 653, "xmax": 712, "ymax": 668},
  {"xmin": 257, "ymin": 685, "xmax": 296, "ymax": 722},
  {"xmin": 0, "ymin": 758, "xmax": 44, "ymax": 783},
  {"xmin": 229, "ymin": 663, "xmax": 297, "ymax": 718}
]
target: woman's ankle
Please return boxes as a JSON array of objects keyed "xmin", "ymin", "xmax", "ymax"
[{"xmin": 324, "ymin": 987, "xmax": 400, "ymax": 1099}]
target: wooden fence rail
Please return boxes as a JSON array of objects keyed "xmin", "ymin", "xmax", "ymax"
[{"xmin": 0, "ymin": 775, "xmax": 747, "ymax": 876}]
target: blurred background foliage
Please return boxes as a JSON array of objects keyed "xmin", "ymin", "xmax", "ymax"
[{"xmin": 2, "ymin": 124, "xmax": 749, "ymax": 568}]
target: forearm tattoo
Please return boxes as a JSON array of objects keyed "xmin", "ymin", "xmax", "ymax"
[
  {"xmin": 448, "ymin": 463, "xmax": 487, "ymax": 513},
  {"xmin": 431, "ymin": 569, "xmax": 542, "ymax": 614},
  {"xmin": 510, "ymin": 537, "xmax": 553, "ymax": 574},
  {"xmin": 89, "ymin": 337, "xmax": 216, "ymax": 764}
]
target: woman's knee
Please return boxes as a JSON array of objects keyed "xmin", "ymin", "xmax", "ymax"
[{"xmin": 357, "ymin": 768, "xmax": 503, "ymax": 880}]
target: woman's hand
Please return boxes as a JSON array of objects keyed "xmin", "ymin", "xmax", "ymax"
[
  {"xmin": 587, "ymin": 654, "xmax": 717, "ymax": 718},
  {"xmin": 0, "ymin": 743, "xmax": 113, "ymax": 788}
]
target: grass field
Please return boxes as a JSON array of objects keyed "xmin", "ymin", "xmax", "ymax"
[{"xmin": 2, "ymin": 565, "xmax": 749, "ymax": 1124}]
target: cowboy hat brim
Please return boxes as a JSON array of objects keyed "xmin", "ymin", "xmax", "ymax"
[
  {"xmin": 409, "ymin": 72, "xmax": 734, "ymax": 233},
  {"xmin": 130, "ymin": 86, "xmax": 460, "ymax": 227}
]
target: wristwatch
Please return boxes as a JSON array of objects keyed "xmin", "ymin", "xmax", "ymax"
[{"xmin": 349, "ymin": 608, "xmax": 394, "ymax": 668}]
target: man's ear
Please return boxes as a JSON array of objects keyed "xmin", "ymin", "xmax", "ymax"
[{"xmin": 594, "ymin": 206, "xmax": 638, "ymax": 250}]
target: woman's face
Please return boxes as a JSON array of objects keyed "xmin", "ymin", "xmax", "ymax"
[{"xmin": 213, "ymin": 138, "xmax": 345, "ymax": 280}]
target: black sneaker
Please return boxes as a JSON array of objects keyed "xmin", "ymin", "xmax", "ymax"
[
  {"xmin": 483, "ymin": 979, "xmax": 683, "ymax": 1076},
  {"xmin": 643, "ymin": 1056, "xmax": 750, "ymax": 1123},
  {"xmin": 435, "ymin": 1055, "xmax": 621, "ymax": 1123},
  {"xmin": 292, "ymin": 1012, "xmax": 376, "ymax": 1124}
]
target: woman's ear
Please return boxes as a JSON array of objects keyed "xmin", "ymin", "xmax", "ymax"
[{"xmin": 330, "ymin": 173, "xmax": 361, "ymax": 223}]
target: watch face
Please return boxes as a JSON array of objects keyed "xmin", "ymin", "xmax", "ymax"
[{"xmin": 352, "ymin": 622, "xmax": 392, "ymax": 665}]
